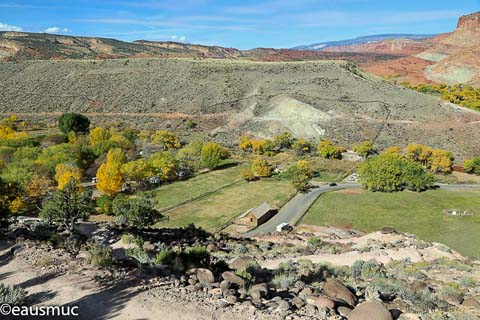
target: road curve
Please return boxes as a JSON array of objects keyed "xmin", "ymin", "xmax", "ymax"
[{"xmin": 245, "ymin": 182, "xmax": 480, "ymax": 236}]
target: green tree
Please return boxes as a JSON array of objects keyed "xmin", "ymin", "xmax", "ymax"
[
  {"xmin": 317, "ymin": 140, "xmax": 342, "ymax": 159},
  {"xmin": 285, "ymin": 164, "xmax": 311, "ymax": 192},
  {"xmin": 273, "ymin": 132, "xmax": 294, "ymax": 150},
  {"xmin": 353, "ymin": 140, "xmax": 376, "ymax": 159},
  {"xmin": 358, "ymin": 153, "xmax": 434, "ymax": 192},
  {"xmin": 201, "ymin": 142, "xmax": 222, "ymax": 169},
  {"xmin": 40, "ymin": 178, "xmax": 93, "ymax": 232},
  {"xmin": 148, "ymin": 152, "xmax": 178, "ymax": 181},
  {"xmin": 58, "ymin": 113, "xmax": 90, "ymax": 134},
  {"xmin": 464, "ymin": 157, "xmax": 480, "ymax": 175},
  {"xmin": 112, "ymin": 196, "xmax": 163, "ymax": 228}
]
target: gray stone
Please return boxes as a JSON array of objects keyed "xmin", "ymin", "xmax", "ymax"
[
  {"xmin": 222, "ymin": 271, "xmax": 246, "ymax": 287},
  {"xmin": 349, "ymin": 301, "xmax": 393, "ymax": 320},
  {"xmin": 323, "ymin": 279, "xmax": 357, "ymax": 307},
  {"xmin": 227, "ymin": 295, "xmax": 238, "ymax": 304},
  {"xmin": 462, "ymin": 297, "xmax": 480, "ymax": 309},
  {"xmin": 229, "ymin": 256, "xmax": 258, "ymax": 271}
]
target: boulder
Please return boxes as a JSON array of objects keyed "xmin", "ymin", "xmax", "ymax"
[
  {"xmin": 189, "ymin": 268, "xmax": 215, "ymax": 284},
  {"xmin": 462, "ymin": 297, "xmax": 480, "ymax": 309},
  {"xmin": 323, "ymin": 279, "xmax": 357, "ymax": 307},
  {"xmin": 251, "ymin": 283, "xmax": 269, "ymax": 295},
  {"xmin": 220, "ymin": 280, "xmax": 231, "ymax": 292},
  {"xmin": 349, "ymin": 301, "xmax": 393, "ymax": 320},
  {"xmin": 313, "ymin": 296, "xmax": 335, "ymax": 310},
  {"xmin": 229, "ymin": 256, "xmax": 258, "ymax": 271},
  {"xmin": 221, "ymin": 271, "xmax": 246, "ymax": 287},
  {"xmin": 337, "ymin": 306, "xmax": 352, "ymax": 317}
]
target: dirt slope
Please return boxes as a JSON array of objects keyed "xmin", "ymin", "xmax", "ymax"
[{"xmin": 1, "ymin": 58, "xmax": 479, "ymax": 160}]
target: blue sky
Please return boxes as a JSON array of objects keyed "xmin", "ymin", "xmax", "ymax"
[{"xmin": 0, "ymin": 0, "xmax": 478, "ymax": 49}]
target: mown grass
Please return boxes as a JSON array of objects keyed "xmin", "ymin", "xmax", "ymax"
[
  {"xmin": 302, "ymin": 189, "xmax": 480, "ymax": 258},
  {"xmin": 146, "ymin": 163, "xmax": 248, "ymax": 210},
  {"xmin": 155, "ymin": 179, "xmax": 295, "ymax": 231}
]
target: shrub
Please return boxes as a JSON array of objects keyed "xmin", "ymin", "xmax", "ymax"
[
  {"xmin": 0, "ymin": 284, "xmax": 27, "ymax": 305},
  {"xmin": 181, "ymin": 246, "xmax": 210, "ymax": 268},
  {"xmin": 96, "ymin": 195, "xmax": 113, "ymax": 215},
  {"xmin": 241, "ymin": 168, "xmax": 255, "ymax": 181},
  {"xmin": 351, "ymin": 260, "xmax": 387, "ymax": 279},
  {"xmin": 154, "ymin": 249, "xmax": 176, "ymax": 265},
  {"xmin": 307, "ymin": 237, "xmax": 323, "ymax": 248},
  {"xmin": 126, "ymin": 247, "xmax": 151, "ymax": 265},
  {"xmin": 272, "ymin": 272, "xmax": 299, "ymax": 289},
  {"xmin": 58, "ymin": 113, "xmax": 90, "ymax": 134},
  {"xmin": 112, "ymin": 196, "xmax": 163, "ymax": 228},
  {"xmin": 89, "ymin": 245, "xmax": 114, "ymax": 268}
]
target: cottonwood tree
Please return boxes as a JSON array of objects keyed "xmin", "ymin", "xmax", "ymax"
[
  {"xmin": 201, "ymin": 142, "xmax": 222, "ymax": 169},
  {"xmin": 97, "ymin": 148, "xmax": 125, "ymax": 197},
  {"xmin": 252, "ymin": 157, "xmax": 272, "ymax": 177}
]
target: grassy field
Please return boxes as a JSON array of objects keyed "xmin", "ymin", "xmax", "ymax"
[
  {"xmin": 147, "ymin": 163, "xmax": 248, "ymax": 210},
  {"xmin": 155, "ymin": 179, "xmax": 295, "ymax": 231},
  {"xmin": 302, "ymin": 189, "xmax": 480, "ymax": 258}
]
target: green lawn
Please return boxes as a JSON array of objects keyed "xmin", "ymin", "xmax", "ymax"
[
  {"xmin": 302, "ymin": 189, "xmax": 480, "ymax": 258},
  {"xmin": 147, "ymin": 163, "xmax": 248, "ymax": 210},
  {"xmin": 155, "ymin": 179, "xmax": 295, "ymax": 231}
]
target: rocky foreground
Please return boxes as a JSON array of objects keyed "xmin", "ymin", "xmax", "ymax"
[{"xmin": 1, "ymin": 222, "xmax": 480, "ymax": 320}]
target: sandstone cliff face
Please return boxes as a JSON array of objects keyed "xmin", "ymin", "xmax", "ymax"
[{"xmin": 323, "ymin": 39, "xmax": 433, "ymax": 56}]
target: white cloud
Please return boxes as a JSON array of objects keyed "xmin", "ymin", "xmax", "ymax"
[
  {"xmin": 43, "ymin": 27, "xmax": 70, "ymax": 34},
  {"xmin": 0, "ymin": 22, "xmax": 22, "ymax": 31},
  {"xmin": 170, "ymin": 35, "xmax": 187, "ymax": 42}
]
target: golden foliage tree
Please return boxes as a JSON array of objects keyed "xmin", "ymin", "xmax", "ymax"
[
  {"xmin": 148, "ymin": 152, "xmax": 178, "ymax": 180},
  {"xmin": 431, "ymin": 149, "xmax": 453, "ymax": 173},
  {"xmin": 239, "ymin": 136, "xmax": 252, "ymax": 152},
  {"xmin": 296, "ymin": 160, "xmax": 313, "ymax": 178},
  {"xmin": 252, "ymin": 158, "xmax": 272, "ymax": 178},
  {"xmin": 201, "ymin": 142, "xmax": 223, "ymax": 169},
  {"xmin": 121, "ymin": 159, "xmax": 152, "ymax": 182},
  {"xmin": 405, "ymin": 144, "xmax": 432, "ymax": 167},
  {"xmin": 151, "ymin": 130, "xmax": 180, "ymax": 150},
  {"xmin": 89, "ymin": 127, "xmax": 111, "ymax": 146},
  {"xmin": 55, "ymin": 163, "xmax": 82, "ymax": 190},
  {"xmin": 97, "ymin": 148, "xmax": 125, "ymax": 197}
]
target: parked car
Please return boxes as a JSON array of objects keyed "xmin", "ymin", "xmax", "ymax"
[
  {"xmin": 276, "ymin": 223, "xmax": 293, "ymax": 233},
  {"xmin": 329, "ymin": 182, "xmax": 337, "ymax": 187},
  {"xmin": 91, "ymin": 177, "xmax": 98, "ymax": 184},
  {"xmin": 148, "ymin": 176, "xmax": 161, "ymax": 184}
]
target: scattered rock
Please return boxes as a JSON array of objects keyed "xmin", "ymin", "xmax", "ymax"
[
  {"xmin": 462, "ymin": 297, "xmax": 480, "ymax": 309},
  {"xmin": 229, "ymin": 256, "xmax": 258, "ymax": 271},
  {"xmin": 323, "ymin": 279, "xmax": 357, "ymax": 307},
  {"xmin": 349, "ymin": 301, "xmax": 393, "ymax": 320},
  {"xmin": 313, "ymin": 295, "xmax": 335, "ymax": 310},
  {"xmin": 189, "ymin": 268, "xmax": 215, "ymax": 284},
  {"xmin": 337, "ymin": 306, "xmax": 352, "ymax": 317},
  {"xmin": 221, "ymin": 271, "xmax": 246, "ymax": 287}
]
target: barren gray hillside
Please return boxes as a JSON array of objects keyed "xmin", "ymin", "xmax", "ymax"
[{"xmin": 1, "ymin": 58, "xmax": 479, "ymax": 159}]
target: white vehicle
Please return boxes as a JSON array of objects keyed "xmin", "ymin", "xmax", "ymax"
[
  {"xmin": 91, "ymin": 177, "xmax": 98, "ymax": 184},
  {"xmin": 276, "ymin": 223, "xmax": 293, "ymax": 233},
  {"xmin": 148, "ymin": 176, "xmax": 161, "ymax": 184}
]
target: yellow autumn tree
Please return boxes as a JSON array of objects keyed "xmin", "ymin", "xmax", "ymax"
[
  {"xmin": 405, "ymin": 144, "xmax": 432, "ymax": 167},
  {"xmin": 252, "ymin": 158, "xmax": 272, "ymax": 177},
  {"xmin": 431, "ymin": 149, "xmax": 453, "ymax": 173},
  {"xmin": 239, "ymin": 136, "xmax": 252, "ymax": 152},
  {"xmin": 384, "ymin": 146, "xmax": 402, "ymax": 157},
  {"xmin": 97, "ymin": 148, "xmax": 126, "ymax": 197},
  {"xmin": 151, "ymin": 130, "xmax": 180, "ymax": 150},
  {"xmin": 89, "ymin": 127, "xmax": 111, "ymax": 146},
  {"xmin": 121, "ymin": 159, "xmax": 152, "ymax": 181},
  {"xmin": 297, "ymin": 160, "xmax": 313, "ymax": 178},
  {"xmin": 54, "ymin": 163, "xmax": 82, "ymax": 190}
]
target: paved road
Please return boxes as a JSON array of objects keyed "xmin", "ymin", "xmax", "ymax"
[{"xmin": 245, "ymin": 182, "xmax": 480, "ymax": 236}]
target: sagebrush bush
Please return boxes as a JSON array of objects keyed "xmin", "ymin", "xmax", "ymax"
[
  {"xmin": 154, "ymin": 249, "xmax": 176, "ymax": 266},
  {"xmin": 89, "ymin": 245, "xmax": 114, "ymax": 268},
  {"xmin": 307, "ymin": 237, "xmax": 323, "ymax": 248},
  {"xmin": 0, "ymin": 284, "xmax": 27, "ymax": 305},
  {"xmin": 126, "ymin": 247, "xmax": 151, "ymax": 265},
  {"xmin": 272, "ymin": 272, "xmax": 299, "ymax": 289}
]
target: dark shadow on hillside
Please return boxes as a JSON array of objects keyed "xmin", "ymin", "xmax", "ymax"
[
  {"xmin": 28, "ymin": 290, "xmax": 58, "ymax": 304},
  {"xmin": 18, "ymin": 272, "xmax": 63, "ymax": 289},
  {"xmin": 66, "ymin": 280, "xmax": 147, "ymax": 320},
  {"xmin": 0, "ymin": 247, "xmax": 14, "ymax": 267},
  {"xmin": 0, "ymin": 271, "xmax": 14, "ymax": 281}
]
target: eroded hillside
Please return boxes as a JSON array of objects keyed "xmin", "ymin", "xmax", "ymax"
[{"xmin": 1, "ymin": 58, "xmax": 479, "ymax": 159}]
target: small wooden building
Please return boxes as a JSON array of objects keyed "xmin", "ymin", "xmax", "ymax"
[{"xmin": 235, "ymin": 202, "xmax": 277, "ymax": 227}]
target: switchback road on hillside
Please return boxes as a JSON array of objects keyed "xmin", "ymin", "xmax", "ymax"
[{"xmin": 245, "ymin": 182, "xmax": 480, "ymax": 236}]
